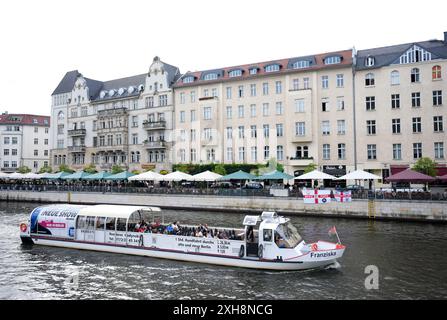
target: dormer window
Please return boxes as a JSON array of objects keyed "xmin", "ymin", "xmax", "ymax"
[
  {"xmin": 292, "ymin": 60, "xmax": 310, "ymax": 69},
  {"xmin": 33, "ymin": 119, "xmax": 38, "ymax": 124},
  {"xmin": 183, "ymin": 76, "xmax": 194, "ymax": 84},
  {"xmin": 399, "ymin": 45, "xmax": 432, "ymax": 64},
  {"xmin": 204, "ymin": 73, "xmax": 219, "ymax": 80},
  {"xmin": 365, "ymin": 56, "xmax": 375, "ymax": 67},
  {"xmin": 249, "ymin": 68, "xmax": 258, "ymax": 75},
  {"xmin": 324, "ymin": 56, "xmax": 342, "ymax": 65},
  {"xmin": 228, "ymin": 69, "xmax": 243, "ymax": 78},
  {"xmin": 265, "ymin": 64, "xmax": 280, "ymax": 72}
]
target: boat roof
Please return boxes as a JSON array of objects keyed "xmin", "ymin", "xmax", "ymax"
[{"xmin": 76, "ymin": 205, "xmax": 161, "ymax": 219}]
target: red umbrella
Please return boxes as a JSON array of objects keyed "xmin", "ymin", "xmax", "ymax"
[
  {"xmin": 386, "ymin": 169, "xmax": 436, "ymax": 183},
  {"xmin": 438, "ymin": 174, "xmax": 447, "ymax": 181}
]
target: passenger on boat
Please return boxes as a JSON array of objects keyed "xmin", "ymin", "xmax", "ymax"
[
  {"xmin": 246, "ymin": 226, "xmax": 254, "ymax": 243},
  {"xmin": 275, "ymin": 233, "xmax": 287, "ymax": 248}
]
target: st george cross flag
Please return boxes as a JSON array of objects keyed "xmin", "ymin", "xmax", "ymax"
[
  {"xmin": 303, "ymin": 189, "xmax": 332, "ymax": 204},
  {"xmin": 334, "ymin": 190, "xmax": 352, "ymax": 202},
  {"xmin": 328, "ymin": 226, "xmax": 337, "ymax": 236}
]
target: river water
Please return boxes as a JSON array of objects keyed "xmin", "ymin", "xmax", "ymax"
[{"xmin": 1, "ymin": 201, "xmax": 446, "ymax": 300}]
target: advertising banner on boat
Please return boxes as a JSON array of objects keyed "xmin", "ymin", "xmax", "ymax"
[
  {"xmin": 303, "ymin": 189, "xmax": 332, "ymax": 204},
  {"xmin": 30, "ymin": 205, "xmax": 86, "ymax": 238},
  {"xmin": 334, "ymin": 190, "xmax": 352, "ymax": 202}
]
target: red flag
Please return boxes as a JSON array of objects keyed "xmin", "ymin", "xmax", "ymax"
[{"xmin": 328, "ymin": 226, "xmax": 337, "ymax": 236}]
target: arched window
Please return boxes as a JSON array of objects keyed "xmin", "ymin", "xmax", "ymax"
[
  {"xmin": 411, "ymin": 68, "xmax": 420, "ymax": 83},
  {"xmin": 432, "ymin": 65, "xmax": 442, "ymax": 80},
  {"xmin": 391, "ymin": 70, "xmax": 400, "ymax": 85},
  {"xmin": 57, "ymin": 111, "xmax": 64, "ymax": 120},
  {"xmin": 365, "ymin": 73, "xmax": 375, "ymax": 86}
]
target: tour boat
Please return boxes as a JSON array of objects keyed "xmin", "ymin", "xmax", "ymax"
[{"xmin": 19, "ymin": 204, "xmax": 346, "ymax": 271}]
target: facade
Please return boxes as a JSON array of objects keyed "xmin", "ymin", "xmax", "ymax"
[
  {"xmin": 173, "ymin": 50, "xmax": 355, "ymax": 178},
  {"xmin": 0, "ymin": 113, "xmax": 51, "ymax": 173},
  {"xmin": 50, "ymin": 57, "xmax": 181, "ymax": 172}
]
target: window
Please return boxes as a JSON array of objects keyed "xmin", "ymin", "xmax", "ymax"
[
  {"xmin": 34, "ymin": 138, "xmax": 38, "ymax": 145},
  {"xmin": 226, "ymin": 87, "xmax": 232, "ymax": 99},
  {"xmin": 179, "ymin": 149, "xmax": 186, "ymax": 162},
  {"xmin": 228, "ymin": 69, "xmax": 242, "ymax": 77},
  {"xmin": 132, "ymin": 134, "xmax": 138, "ymax": 145},
  {"xmin": 250, "ymin": 104, "xmax": 256, "ymax": 117},
  {"xmin": 434, "ymin": 142, "xmax": 444, "ymax": 159},
  {"xmin": 226, "ymin": 106, "xmax": 232, "ymax": 119},
  {"xmin": 226, "ymin": 127, "xmax": 233, "ymax": 140},
  {"xmin": 265, "ymin": 64, "xmax": 280, "ymax": 72},
  {"xmin": 57, "ymin": 111, "xmax": 64, "ymax": 120},
  {"xmin": 292, "ymin": 79, "xmax": 299, "ymax": 90},
  {"xmin": 336, "ymin": 74, "xmax": 344, "ymax": 88},
  {"xmin": 206, "ymin": 149, "xmax": 216, "ymax": 162},
  {"xmin": 183, "ymin": 76, "xmax": 194, "ymax": 83},
  {"xmin": 239, "ymin": 147, "xmax": 245, "ymax": 161},
  {"xmin": 204, "ymin": 128, "xmax": 212, "ymax": 141},
  {"xmin": 3, "ymin": 137, "xmax": 9, "ymax": 144},
  {"xmin": 411, "ymin": 68, "xmax": 420, "ymax": 83},
  {"xmin": 203, "ymin": 89, "xmax": 209, "ymax": 97},
  {"xmin": 204, "ymin": 73, "xmax": 218, "ymax": 80},
  {"xmin": 321, "ymin": 98, "xmax": 329, "ymax": 112},
  {"xmin": 190, "ymin": 91, "xmax": 196, "ymax": 102},
  {"xmin": 3, "ymin": 149, "xmax": 9, "ymax": 156},
  {"xmin": 391, "ymin": 94, "xmax": 400, "ymax": 109},
  {"xmin": 365, "ymin": 73, "xmax": 375, "ymax": 86},
  {"xmin": 413, "ymin": 117, "xmax": 422, "ymax": 133},
  {"xmin": 432, "ymin": 66, "xmax": 442, "ymax": 80},
  {"xmin": 296, "ymin": 122, "xmax": 305, "ymax": 136},
  {"xmin": 146, "ymin": 96, "xmax": 154, "ymax": 107},
  {"xmin": 392, "ymin": 118, "xmax": 401, "ymax": 134},
  {"xmin": 412, "ymin": 92, "xmax": 421, "ymax": 107},
  {"xmin": 263, "ymin": 124, "xmax": 269, "ymax": 138},
  {"xmin": 132, "ymin": 116, "xmax": 138, "ymax": 127},
  {"xmin": 262, "ymin": 83, "xmax": 269, "ymax": 95},
  {"xmin": 211, "ymin": 88, "xmax": 218, "ymax": 97},
  {"xmin": 338, "ymin": 144, "xmax": 346, "ymax": 160},
  {"xmin": 12, "ymin": 149, "xmax": 17, "ymax": 156},
  {"xmin": 276, "ymin": 124, "xmax": 284, "ymax": 137},
  {"xmin": 249, "ymin": 68, "xmax": 257, "ymax": 75},
  {"xmin": 251, "ymin": 125, "xmax": 257, "ymax": 138},
  {"xmin": 391, "ymin": 70, "xmax": 400, "ymax": 85},
  {"xmin": 337, "ymin": 97, "xmax": 345, "ymax": 111},
  {"xmin": 81, "ymin": 106, "xmax": 88, "ymax": 116},
  {"xmin": 264, "ymin": 146, "xmax": 270, "ymax": 159},
  {"xmin": 238, "ymin": 85, "xmax": 244, "ymax": 98},
  {"xmin": 34, "ymin": 150, "xmax": 38, "ymax": 156},
  {"xmin": 321, "ymin": 121, "xmax": 330, "ymax": 135},
  {"xmin": 34, "ymin": 127, "xmax": 38, "ymax": 133},
  {"xmin": 226, "ymin": 147, "xmax": 233, "ymax": 161},
  {"xmin": 190, "ymin": 110, "xmax": 196, "ymax": 121},
  {"xmin": 393, "ymin": 144, "xmax": 402, "ymax": 160},
  {"xmin": 434, "ymin": 116, "xmax": 443, "ymax": 132},
  {"xmin": 262, "ymin": 103, "xmax": 269, "ymax": 116},
  {"xmin": 399, "ymin": 45, "xmax": 432, "ymax": 64},
  {"xmin": 12, "ymin": 137, "xmax": 18, "ymax": 144},
  {"xmin": 337, "ymin": 120, "xmax": 346, "ymax": 135},
  {"xmin": 303, "ymin": 77, "xmax": 310, "ymax": 89},
  {"xmin": 238, "ymin": 126, "xmax": 245, "ymax": 139},
  {"xmin": 321, "ymin": 75, "xmax": 329, "ymax": 89},
  {"xmin": 365, "ymin": 56, "xmax": 375, "ymax": 67},
  {"xmin": 413, "ymin": 143, "xmax": 422, "ymax": 159},
  {"xmin": 275, "ymin": 81, "xmax": 282, "ymax": 94},
  {"xmin": 292, "ymin": 60, "xmax": 310, "ymax": 69},
  {"xmin": 203, "ymin": 107, "xmax": 212, "ymax": 120},
  {"xmin": 295, "ymin": 99, "xmax": 305, "ymax": 113},
  {"xmin": 277, "ymin": 145, "xmax": 284, "ymax": 161},
  {"xmin": 366, "ymin": 96, "xmax": 376, "ymax": 111},
  {"xmin": 433, "ymin": 90, "xmax": 443, "ymax": 106},
  {"xmin": 180, "ymin": 92, "xmax": 185, "ymax": 104},
  {"xmin": 250, "ymin": 84, "xmax": 256, "ymax": 97},
  {"xmin": 251, "ymin": 147, "xmax": 257, "ymax": 162},
  {"xmin": 367, "ymin": 144, "xmax": 377, "ymax": 160},
  {"xmin": 179, "ymin": 111, "xmax": 185, "ymax": 123},
  {"xmin": 324, "ymin": 56, "xmax": 341, "ymax": 64},
  {"xmin": 238, "ymin": 105, "xmax": 244, "ymax": 118},
  {"xmin": 57, "ymin": 124, "xmax": 64, "ymax": 134},
  {"xmin": 191, "ymin": 129, "xmax": 196, "ymax": 141},
  {"xmin": 323, "ymin": 144, "xmax": 330, "ymax": 160},
  {"xmin": 366, "ymin": 120, "xmax": 376, "ymax": 135},
  {"xmin": 276, "ymin": 102, "xmax": 283, "ymax": 115}
]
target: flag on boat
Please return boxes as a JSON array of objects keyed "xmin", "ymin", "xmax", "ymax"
[
  {"xmin": 328, "ymin": 226, "xmax": 337, "ymax": 236},
  {"xmin": 334, "ymin": 190, "xmax": 352, "ymax": 202},
  {"xmin": 303, "ymin": 189, "xmax": 332, "ymax": 204}
]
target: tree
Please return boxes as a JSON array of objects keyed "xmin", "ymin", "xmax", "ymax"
[
  {"xmin": 111, "ymin": 165, "xmax": 124, "ymax": 174},
  {"xmin": 159, "ymin": 170, "xmax": 169, "ymax": 175},
  {"xmin": 413, "ymin": 157, "xmax": 437, "ymax": 177},
  {"xmin": 304, "ymin": 163, "xmax": 317, "ymax": 174},
  {"xmin": 131, "ymin": 170, "xmax": 141, "ymax": 175},
  {"xmin": 83, "ymin": 164, "xmax": 97, "ymax": 174},
  {"xmin": 17, "ymin": 166, "xmax": 31, "ymax": 174},
  {"xmin": 213, "ymin": 164, "xmax": 226, "ymax": 176},
  {"xmin": 58, "ymin": 164, "xmax": 74, "ymax": 173},
  {"xmin": 38, "ymin": 166, "xmax": 52, "ymax": 174}
]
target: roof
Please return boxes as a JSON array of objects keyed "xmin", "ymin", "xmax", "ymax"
[
  {"xmin": 52, "ymin": 70, "xmax": 81, "ymax": 95},
  {"xmin": 174, "ymin": 49, "xmax": 353, "ymax": 88},
  {"xmin": 0, "ymin": 114, "xmax": 50, "ymax": 126},
  {"xmin": 77, "ymin": 205, "xmax": 161, "ymax": 219},
  {"xmin": 356, "ymin": 39, "xmax": 447, "ymax": 70}
]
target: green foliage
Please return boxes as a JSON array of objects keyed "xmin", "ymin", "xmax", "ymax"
[
  {"xmin": 304, "ymin": 163, "xmax": 317, "ymax": 174},
  {"xmin": 131, "ymin": 170, "xmax": 141, "ymax": 175},
  {"xmin": 38, "ymin": 166, "xmax": 52, "ymax": 174},
  {"xmin": 412, "ymin": 157, "xmax": 437, "ymax": 177},
  {"xmin": 159, "ymin": 170, "xmax": 169, "ymax": 175},
  {"xmin": 17, "ymin": 166, "xmax": 31, "ymax": 174},
  {"xmin": 83, "ymin": 164, "xmax": 97, "ymax": 174},
  {"xmin": 213, "ymin": 164, "xmax": 226, "ymax": 176},
  {"xmin": 58, "ymin": 164, "xmax": 74, "ymax": 173},
  {"xmin": 111, "ymin": 165, "xmax": 124, "ymax": 174},
  {"xmin": 172, "ymin": 163, "xmax": 260, "ymax": 175}
]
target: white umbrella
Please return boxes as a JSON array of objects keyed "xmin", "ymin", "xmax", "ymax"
[
  {"xmin": 0, "ymin": 172, "xmax": 10, "ymax": 179},
  {"xmin": 192, "ymin": 170, "xmax": 223, "ymax": 182},
  {"xmin": 159, "ymin": 171, "xmax": 193, "ymax": 182},
  {"xmin": 336, "ymin": 170, "xmax": 381, "ymax": 180},
  {"xmin": 22, "ymin": 172, "xmax": 41, "ymax": 180},
  {"xmin": 128, "ymin": 170, "xmax": 163, "ymax": 181},
  {"xmin": 294, "ymin": 170, "xmax": 335, "ymax": 180},
  {"xmin": 8, "ymin": 172, "xmax": 26, "ymax": 180}
]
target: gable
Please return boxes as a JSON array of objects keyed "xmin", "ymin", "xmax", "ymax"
[{"xmin": 392, "ymin": 44, "xmax": 439, "ymax": 65}]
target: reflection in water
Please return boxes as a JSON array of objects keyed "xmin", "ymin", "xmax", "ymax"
[{"xmin": 1, "ymin": 201, "xmax": 447, "ymax": 299}]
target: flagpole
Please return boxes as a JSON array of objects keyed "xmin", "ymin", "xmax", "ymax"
[{"xmin": 335, "ymin": 229, "xmax": 341, "ymax": 244}]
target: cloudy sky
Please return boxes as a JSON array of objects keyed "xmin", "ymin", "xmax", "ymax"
[{"xmin": 0, "ymin": 0, "xmax": 446, "ymax": 116}]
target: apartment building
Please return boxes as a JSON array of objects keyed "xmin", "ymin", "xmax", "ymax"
[
  {"xmin": 173, "ymin": 50, "xmax": 354, "ymax": 177},
  {"xmin": 50, "ymin": 57, "xmax": 180, "ymax": 172},
  {"xmin": 0, "ymin": 113, "xmax": 50, "ymax": 172}
]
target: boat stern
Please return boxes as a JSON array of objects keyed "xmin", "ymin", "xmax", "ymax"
[{"xmin": 19, "ymin": 221, "xmax": 33, "ymax": 245}]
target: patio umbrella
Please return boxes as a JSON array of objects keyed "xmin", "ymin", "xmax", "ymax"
[
  {"xmin": 42, "ymin": 172, "xmax": 72, "ymax": 180},
  {"xmin": 438, "ymin": 174, "xmax": 447, "ymax": 181},
  {"xmin": 218, "ymin": 170, "xmax": 256, "ymax": 181},
  {"xmin": 21, "ymin": 172, "xmax": 42, "ymax": 180},
  {"xmin": 191, "ymin": 170, "xmax": 223, "ymax": 182},
  {"xmin": 7, "ymin": 172, "xmax": 26, "ymax": 180},
  {"xmin": 83, "ymin": 171, "xmax": 112, "ymax": 180},
  {"xmin": 294, "ymin": 170, "xmax": 335, "ymax": 180},
  {"xmin": 128, "ymin": 170, "xmax": 163, "ymax": 181},
  {"xmin": 105, "ymin": 171, "xmax": 135, "ymax": 181},
  {"xmin": 385, "ymin": 169, "xmax": 435, "ymax": 183},
  {"xmin": 0, "ymin": 172, "xmax": 10, "ymax": 179},
  {"xmin": 336, "ymin": 169, "xmax": 381, "ymax": 180},
  {"xmin": 61, "ymin": 171, "xmax": 92, "ymax": 180},
  {"xmin": 159, "ymin": 171, "xmax": 193, "ymax": 182},
  {"xmin": 255, "ymin": 170, "xmax": 294, "ymax": 181}
]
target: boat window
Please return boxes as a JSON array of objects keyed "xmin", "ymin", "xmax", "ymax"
[
  {"xmin": 105, "ymin": 217, "xmax": 116, "ymax": 231},
  {"xmin": 76, "ymin": 216, "xmax": 87, "ymax": 229},
  {"xmin": 116, "ymin": 218, "xmax": 127, "ymax": 231},
  {"xmin": 86, "ymin": 216, "xmax": 95, "ymax": 230},
  {"xmin": 274, "ymin": 222, "xmax": 302, "ymax": 248},
  {"xmin": 263, "ymin": 229, "xmax": 272, "ymax": 242},
  {"xmin": 96, "ymin": 217, "xmax": 105, "ymax": 230}
]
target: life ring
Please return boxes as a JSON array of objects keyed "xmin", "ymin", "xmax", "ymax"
[
  {"xmin": 20, "ymin": 223, "xmax": 27, "ymax": 233},
  {"xmin": 258, "ymin": 244, "xmax": 263, "ymax": 259},
  {"xmin": 311, "ymin": 243, "xmax": 318, "ymax": 251},
  {"xmin": 238, "ymin": 245, "xmax": 245, "ymax": 258}
]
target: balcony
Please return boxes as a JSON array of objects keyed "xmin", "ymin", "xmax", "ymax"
[
  {"xmin": 67, "ymin": 129, "xmax": 86, "ymax": 136},
  {"xmin": 97, "ymin": 107, "xmax": 128, "ymax": 117},
  {"xmin": 201, "ymin": 138, "xmax": 218, "ymax": 146},
  {"xmin": 95, "ymin": 144, "xmax": 128, "ymax": 152},
  {"xmin": 288, "ymin": 157, "xmax": 314, "ymax": 167},
  {"xmin": 143, "ymin": 140, "xmax": 166, "ymax": 149},
  {"xmin": 291, "ymin": 135, "xmax": 313, "ymax": 143},
  {"xmin": 143, "ymin": 120, "xmax": 166, "ymax": 131},
  {"xmin": 68, "ymin": 145, "xmax": 86, "ymax": 153}
]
